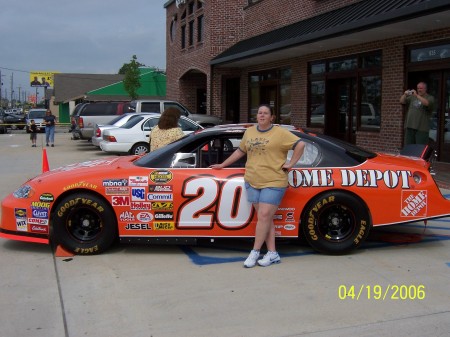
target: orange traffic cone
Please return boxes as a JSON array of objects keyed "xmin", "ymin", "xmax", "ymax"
[
  {"xmin": 42, "ymin": 148, "xmax": 50, "ymax": 173},
  {"xmin": 54, "ymin": 245, "xmax": 74, "ymax": 257}
]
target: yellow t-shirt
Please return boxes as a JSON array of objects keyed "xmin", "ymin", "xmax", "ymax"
[
  {"xmin": 239, "ymin": 125, "xmax": 300, "ymax": 188},
  {"xmin": 150, "ymin": 126, "xmax": 185, "ymax": 151}
]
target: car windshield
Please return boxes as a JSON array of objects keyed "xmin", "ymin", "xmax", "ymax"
[
  {"xmin": 120, "ymin": 115, "xmax": 145, "ymax": 129},
  {"xmin": 28, "ymin": 110, "xmax": 46, "ymax": 118}
]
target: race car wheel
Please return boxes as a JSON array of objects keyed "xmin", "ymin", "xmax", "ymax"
[
  {"xmin": 131, "ymin": 143, "xmax": 149, "ymax": 155},
  {"xmin": 302, "ymin": 191, "xmax": 371, "ymax": 255},
  {"xmin": 52, "ymin": 193, "xmax": 118, "ymax": 255}
]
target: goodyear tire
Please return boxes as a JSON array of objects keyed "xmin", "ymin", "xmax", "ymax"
[
  {"xmin": 302, "ymin": 191, "xmax": 371, "ymax": 255},
  {"xmin": 52, "ymin": 193, "xmax": 117, "ymax": 255},
  {"xmin": 131, "ymin": 143, "xmax": 149, "ymax": 155}
]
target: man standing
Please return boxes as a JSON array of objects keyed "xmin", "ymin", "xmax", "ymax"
[
  {"xmin": 400, "ymin": 82, "xmax": 435, "ymax": 145},
  {"xmin": 43, "ymin": 109, "xmax": 56, "ymax": 147}
]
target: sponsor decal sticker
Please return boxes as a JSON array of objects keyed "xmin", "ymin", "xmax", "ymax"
[
  {"xmin": 154, "ymin": 212, "xmax": 174, "ymax": 220},
  {"xmin": 125, "ymin": 223, "xmax": 152, "ymax": 230},
  {"xmin": 152, "ymin": 202, "xmax": 174, "ymax": 211},
  {"xmin": 103, "ymin": 179, "xmax": 128, "ymax": 187},
  {"xmin": 31, "ymin": 207, "xmax": 49, "ymax": 219},
  {"xmin": 147, "ymin": 193, "xmax": 173, "ymax": 201},
  {"xmin": 112, "ymin": 196, "xmax": 130, "ymax": 206},
  {"xmin": 154, "ymin": 222, "xmax": 175, "ymax": 230},
  {"xmin": 136, "ymin": 212, "xmax": 153, "ymax": 222},
  {"xmin": 15, "ymin": 208, "xmax": 27, "ymax": 218},
  {"xmin": 27, "ymin": 218, "xmax": 49, "ymax": 225},
  {"xmin": 119, "ymin": 211, "xmax": 135, "ymax": 222},
  {"xmin": 150, "ymin": 170, "xmax": 173, "ymax": 184},
  {"xmin": 30, "ymin": 224, "xmax": 49, "ymax": 234},
  {"xmin": 39, "ymin": 193, "xmax": 54, "ymax": 202},
  {"xmin": 129, "ymin": 176, "xmax": 149, "ymax": 186},
  {"xmin": 401, "ymin": 190, "xmax": 427, "ymax": 217},
  {"xmin": 132, "ymin": 187, "xmax": 146, "ymax": 201},
  {"xmin": 105, "ymin": 186, "xmax": 129, "ymax": 195},
  {"xmin": 31, "ymin": 201, "xmax": 51, "ymax": 208},
  {"xmin": 286, "ymin": 212, "xmax": 295, "ymax": 222},
  {"xmin": 284, "ymin": 224, "xmax": 296, "ymax": 230},
  {"xmin": 130, "ymin": 202, "xmax": 152, "ymax": 210},
  {"xmin": 149, "ymin": 184, "xmax": 173, "ymax": 192},
  {"xmin": 16, "ymin": 219, "xmax": 27, "ymax": 232}
]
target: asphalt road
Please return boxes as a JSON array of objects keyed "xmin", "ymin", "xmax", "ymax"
[{"xmin": 1, "ymin": 128, "xmax": 450, "ymax": 337}]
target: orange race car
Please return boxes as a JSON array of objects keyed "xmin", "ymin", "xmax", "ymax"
[{"xmin": 1, "ymin": 124, "xmax": 449, "ymax": 255}]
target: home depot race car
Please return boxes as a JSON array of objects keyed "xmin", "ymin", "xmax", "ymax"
[{"xmin": 1, "ymin": 124, "xmax": 449, "ymax": 255}]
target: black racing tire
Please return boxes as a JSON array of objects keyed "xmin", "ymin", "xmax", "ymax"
[
  {"xmin": 131, "ymin": 142, "xmax": 149, "ymax": 155},
  {"xmin": 52, "ymin": 193, "xmax": 118, "ymax": 255},
  {"xmin": 302, "ymin": 191, "xmax": 371, "ymax": 255}
]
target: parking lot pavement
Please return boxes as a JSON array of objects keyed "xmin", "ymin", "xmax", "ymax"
[{"xmin": 1, "ymin": 129, "xmax": 450, "ymax": 337}]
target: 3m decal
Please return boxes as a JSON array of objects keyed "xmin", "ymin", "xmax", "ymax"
[
  {"xmin": 401, "ymin": 190, "xmax": 427, "ymax": 217},
  {"xmin": 112, "ymin": 196, "xmax": 130, "ymax": 206}
]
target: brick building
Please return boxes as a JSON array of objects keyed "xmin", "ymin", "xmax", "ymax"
[{"xmin": 164, "ymin": 0, "xmax": 450, "ymax": 162}]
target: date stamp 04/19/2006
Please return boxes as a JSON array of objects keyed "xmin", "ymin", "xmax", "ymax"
[{"xmin": 338, "ymin": 284, "xmax": 426, "ymax": 301}]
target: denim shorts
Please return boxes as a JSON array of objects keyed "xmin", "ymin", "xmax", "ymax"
[{"xmin": 245, "ymin": 182, "xmax": 287, "ymax": 206}]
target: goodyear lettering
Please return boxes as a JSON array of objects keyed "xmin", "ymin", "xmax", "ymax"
[
  {"xmin": 57, "ymin": 198, "xmax": 105, "ymax": 217},
  {"xmin": 63, "ymin": 181, "xmax": 98, "ymax": 191},
  {"xmin": 74, "ymin": 246, "xmax": 99, "ymax": 254},
  {"xmin": 307, "ymin": 196, "xmax": 335, "ymax": 240}
]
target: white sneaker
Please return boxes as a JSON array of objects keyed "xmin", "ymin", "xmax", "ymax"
[
  {"xmin": 257, "ymin": 251, "xmax": 281, "ymax": 267},
  {"xmin": 243, "ymin": 249, "xmax": 260, "ymax": 268}
]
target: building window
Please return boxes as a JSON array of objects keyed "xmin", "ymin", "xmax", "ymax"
[
  {"xmin": 409, "ymin": 43, "xmax": 450, "ymax": 63},
  {"xmin": 170, "ymin": 16, "xmax": 177, "ymax": 43},
  {"xmin": 197, "ymin": 15, "xmax": 204, "ymax": 43},
  {"xmin": 181, "ymin": 25, "xmax": 186, "ymax": 49},
  {"xmin": 188, "ymin": 1, "xmax": 195, "ymax": 15},
  {"xmin": 308, "ymin": 51, "xmax": 382, "ymax": 131},
  {"xmin": 189, "ymin": 20, "xmax": 194, "ymax": 46}
]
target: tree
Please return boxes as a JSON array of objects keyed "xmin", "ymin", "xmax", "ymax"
[{"xmin": 122, "ymin": 55, "xmax": 142, "ymax": 100}]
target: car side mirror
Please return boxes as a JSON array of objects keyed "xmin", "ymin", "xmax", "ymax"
[{"xmin": 171, "ymin": 153, "xmax": 197, "ymax": 168}]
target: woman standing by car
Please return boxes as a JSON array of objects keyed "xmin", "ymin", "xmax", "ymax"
[
  {"xmin": 210, "ymin": 104, "xmax": 305, "ymax": 268},
  {"xmin": 150, "ymin": 108, "xmax": 185, "ymax": 151},
  {"xmin": 43, "ymin": 109, "xmax": 56, "ymax": 147}
]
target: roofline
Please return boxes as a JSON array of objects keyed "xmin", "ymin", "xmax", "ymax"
[{"xmin": 211, "ymin": 0, "xmax": 450, "ymax": 66}]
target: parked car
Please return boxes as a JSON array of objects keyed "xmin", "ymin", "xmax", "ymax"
[
  {"xmin": 100, "ymin": 113, "xmax": 202, "ymax": 155},
  {"xmin": 0, "ymin": 109, "xmax": 7, "ymax": 134},
  {"xmin": 91, "ymin": 114, "xmax": 142, "ymax": 147},
  {"xmin": 1, "ymin": 124, "xmax": 448, "ymax": 256},
  {"xmin": 128, "ymin": 99, "xmax": 222, "ymax": 127},
  {"xmin": 2, "ymin": 112, "xmax": 26, "ymax": 130},
  {"xmin": 72, "ymin": 101, "xmax": 131, "ymax": 140},
  {"xmin": 25, "ymin": 109, "xmax": 47, "ymax": 133}
]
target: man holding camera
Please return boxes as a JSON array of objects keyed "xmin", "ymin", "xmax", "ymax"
[{"xmin": 400, "ymin": 82, "xmax": 435, "ymax": 145}]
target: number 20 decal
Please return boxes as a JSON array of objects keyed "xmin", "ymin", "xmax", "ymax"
[{"xmin": 177, "ymin": 174, "xmax": 254, "ymax": 229}]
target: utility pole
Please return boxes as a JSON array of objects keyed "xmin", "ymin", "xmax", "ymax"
[
  {"xmin": 10, "ymin": 73, "xmax": 14, "ymax": 108},
  {"xmin": 17, "ymin": 86, "xmax": 21, "ymax": 105},
  {"xmin": 0, "ymin": 70, "xmax": 4, "ymax": 108}
]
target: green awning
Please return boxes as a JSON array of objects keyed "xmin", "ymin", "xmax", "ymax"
[{"xmin": 86, "ymin": 68, "xmax": 166, "ymax": 97}]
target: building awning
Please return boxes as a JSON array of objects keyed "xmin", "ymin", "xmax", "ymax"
[
  {"xmin": 85, "ymin": 68, "xmax": 166, "ymax": 99},
  {"xmin": 211, "ymin": 0, "xmax": 450, "ymax": 68}
]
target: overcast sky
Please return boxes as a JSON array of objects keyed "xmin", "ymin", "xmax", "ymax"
[{"xmin": 0, "ymin": 0, "xmax": 167, "ymax": 103}]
